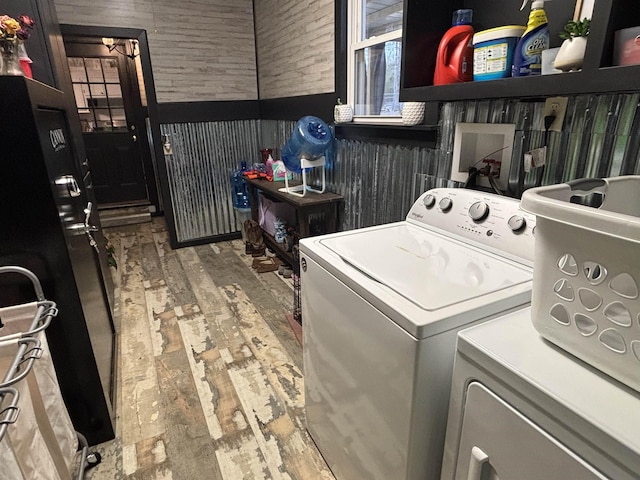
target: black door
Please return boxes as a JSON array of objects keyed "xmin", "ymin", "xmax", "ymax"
[{"xmin": 65, "ymin": 41, "xmax": 149, "ymax": 206}]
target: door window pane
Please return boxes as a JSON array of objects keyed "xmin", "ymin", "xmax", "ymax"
[
  {"xmin": 94, "ymin": 109, "xmax": 112, "ymax": 130},
  {"xmin": 90, "ymin": 83, "xmax": 106, "ymax": 97},
  {"xmin": 78, "ymin": 111, "xmax": 95, "ymax": 133},
  {"xmin": 85, "ymin": 58, "xmax": 103, "ymax": 82},
  {"xmin": 102, "ymin": 58, "xmax": 119, "ymax": 82},
  {"xmin": 73, "ymin": 84, "xmax": 87, "ymax": 109},
  {"xmin": 68, "ymin": 57, "xmax": 87, "ymax": 82},
  {"xmin": 68, "ymin": 56, "xmax": 127, "ymax": 134},
  {"xmin": 111, "ymin": 109, "xmax": 127, "ymax": 130},
  {"xmin": 106, "ymin": 84, "xmax": 123, "ymax": 106},
  {"xmin": 354, "ymin": 39, "xmax": 402, "ymax": 116},
  {"xmin": 363, "ymin": 0, "xmax": 403, "ymax": 39}
]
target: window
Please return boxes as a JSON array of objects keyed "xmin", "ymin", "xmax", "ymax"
[
  {"xmin": 68, "ymin": 57, "xmax": 127, "ymax": 133},
  {"xmin": 348, "ymin": 0, "xmax": 404, "ymax": 124}
]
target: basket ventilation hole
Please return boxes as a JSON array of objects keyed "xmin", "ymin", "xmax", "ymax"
[
  {"xmin": 574, "ymin": 313, "xmax": 598, "ymax": 336},
  {"xmin": 603, "ymin": 302, "xmax": 632, "ymax": 327},
  {"xmin": 609, "ymin": 273, "xmax": 639, "ymax": 299},
  {"xmin": 557, "ymin": 253, "xmax": 578, "ymax": 276},
  {"xmin": 553, "ymin": 279, "xmax": 574, "ymax": 301},
  {"xmin": 582, "ymin": 262, "xmax": 607, "ymax": 285},
  {"xmin": 578, "ymin": 288, "xmax": 603, "ymax": 311},
  {"xmin": 550, "ymin": 304, "xmax": 570, "ymax": 325},
  {"xmin": 598, "ymin": 328, "xmax": 626, "ymax": 354},
  {"xmin": 631, "ymin": 341, "xmax": 640, "ymax": 362}
]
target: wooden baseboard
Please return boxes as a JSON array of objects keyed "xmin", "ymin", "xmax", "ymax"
[{"xmin": 286, "ymin": 314, "xmax": 302, "ymax": 347}]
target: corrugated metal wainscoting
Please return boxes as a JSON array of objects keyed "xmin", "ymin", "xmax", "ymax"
[
  {"xmin": 162, "ymin": 95, "xmax": 640, "ymax": 244},
  {"xmin": 161, "ymin": 120, "xmax": 260, "ymax": 243},
  {"xmin": 259, "ymin": 119, "xmax": 453, "ymax": 231},
  {"xmin": 440, "ymin": 94, "xmax": 640, "ymax": 195}
]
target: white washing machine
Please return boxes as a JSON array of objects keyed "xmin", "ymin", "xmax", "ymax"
[
  {"xmin": 300, "ymin": 188, "xmax": 537, "ymax": 480},
  {"xmin": 440, "ymin": 308, "xmax": 640, "ymax": 480}
]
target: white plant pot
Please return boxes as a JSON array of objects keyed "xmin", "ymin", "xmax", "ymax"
[
  {"xmin": 334, "ymin": 104, "xmax": 353, "ymax": 123},
  {"xmin": 401, "ymin": 102, "xmax": 425, "ymax": 126},
  {"xmin": 554, "ymin": 37, "xmax": 588, "ymax": 72}
]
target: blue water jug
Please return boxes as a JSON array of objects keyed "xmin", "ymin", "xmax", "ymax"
[
  {"xmin": 281, "ymin": 116, "xmax": 334, "ymax": 174},
  {"xmin": 231, "ymin": 161, "xmax": 250, "ymax": 209}
]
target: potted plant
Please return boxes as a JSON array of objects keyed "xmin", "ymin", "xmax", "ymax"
[
  {"xmin": 554, "ymin": 18, "xmax": 590, "ymax": 72},
  {"xmin": 334, "ymin": 98, "xmax": 353, "ymax": 123}
]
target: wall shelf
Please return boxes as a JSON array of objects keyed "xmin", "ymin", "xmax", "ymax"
[
  {"xmin": 400, "ymin": 0, "xmax": 640, "ymax": 103},
  {"xmin": 401, "ymin": 65, "xmax": 640, "ymax": 102},
  {"xmin": 334, "ymin": 123, "xmax": 438, "ymax": 147}
]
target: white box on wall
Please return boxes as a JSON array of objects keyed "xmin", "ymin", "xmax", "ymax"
[{"xmin": 450, "ymin": 123, "xmax": 516, "ymax": 192}]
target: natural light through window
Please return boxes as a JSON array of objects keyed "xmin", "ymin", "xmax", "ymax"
[{"xmin": 348, "ymin": 0, "xmax": 403, "ymax": 124}]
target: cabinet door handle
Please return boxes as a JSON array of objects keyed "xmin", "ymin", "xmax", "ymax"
[
  {"xmin": 83, "ymin": 202, "xmax": 100, "ymax": 253},
  {"xmin": 467, "ymin": 446, "xmax": 490, "ymax": 480},
  {"xmin": 55, "ymin": 175, "xmax": 81, "ymax": 197}
]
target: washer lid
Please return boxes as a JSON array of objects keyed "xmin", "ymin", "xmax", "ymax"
[{"xmin": 319, "ymin": 223, "xmax": 531, "ymax": 311}]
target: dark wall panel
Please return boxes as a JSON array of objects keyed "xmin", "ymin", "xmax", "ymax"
[{"xmin": 1, "ymin": 0, "xmax": 57, "ymax": 86}]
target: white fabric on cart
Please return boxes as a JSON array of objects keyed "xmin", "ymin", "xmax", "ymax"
[
  {"xmin": 0, "ymin": 435, "xmax": 25, "ymax": 480},
  {"xmin": 0, "ymin": 302, "xmax": 77, "ymax": 480},
  {"xmin": 1, "ymin": 361, "xmax": 62, "ymax": 480}
]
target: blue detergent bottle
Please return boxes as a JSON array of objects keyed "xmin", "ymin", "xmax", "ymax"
[
  {"xmin": 231, "ymin": 161, "xmax": 250, "ymax": 209},
  {"xmin": 512, "ymin": 0, "xmax": 550, "ymax": 77}
]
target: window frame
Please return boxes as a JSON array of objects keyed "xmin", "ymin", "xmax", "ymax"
[{"xmin": 347, "ymin": 0, "xmax": 404, "ymax": 125}]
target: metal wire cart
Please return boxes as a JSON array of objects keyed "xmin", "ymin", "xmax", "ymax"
[{"xmin": 0, "ymin": 266, "xmax": 101, "ymax": 479}]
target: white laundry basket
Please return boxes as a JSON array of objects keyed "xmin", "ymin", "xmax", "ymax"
[{"xmin": 521, "ymin": 176, "xmax": 640, "ymax": 392}]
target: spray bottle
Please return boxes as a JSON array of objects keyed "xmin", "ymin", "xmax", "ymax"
[
  {"xmin": 265, "ymin": 153, "xmax": 274, "ymax": 178},
  {"xmin": 512, "ymin": 0, "xmax": 550, "ymax": 77},
  {"xmin": 433, "ymin": 9, "xmax": 474, "ymax": 85}
]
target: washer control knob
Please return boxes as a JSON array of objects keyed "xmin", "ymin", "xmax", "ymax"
[
  {"xmin": 423, "ymin": 193, "xmax": 436, "ymax": 208},
  {"xmin": 508, "ymin": 214, "xmax": 527, "ymax": 232},
  {"xmin": 439, "ymin": 197, "xmax": 453, "ymax": 212},
  {"xmin": 469, "ymin": 201, "xmax": 490, "ymax": 221}
]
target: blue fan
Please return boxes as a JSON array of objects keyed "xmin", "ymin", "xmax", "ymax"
[{"xmin": 281, "ymin": 116, "xmax": 334, "ymax": 175}]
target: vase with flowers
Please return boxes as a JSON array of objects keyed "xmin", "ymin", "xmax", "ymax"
[{"xmin": 0, "ymin": 14, "xmax": 35, "ymax": 76}]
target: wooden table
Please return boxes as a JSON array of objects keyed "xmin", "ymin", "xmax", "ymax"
[{"xmin": 245, "ymin": 177, "xmax": 344, "ymax": 267}]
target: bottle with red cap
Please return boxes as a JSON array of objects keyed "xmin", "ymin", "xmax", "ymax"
[{"xmin": 434, "ymin": 9, "xmax": 474, "ymax": 85}]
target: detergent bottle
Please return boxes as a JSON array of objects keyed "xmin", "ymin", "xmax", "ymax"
[
  {"xmin": 512, "ymin": 0, "xmax": 550, "ymax": 76},
  {"xmin": 433, "ymin": 9, "xmax": 474, "ymax": 85}
]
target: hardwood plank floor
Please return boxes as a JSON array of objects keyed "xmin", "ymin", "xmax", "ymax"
[{"xmin": 86, "ymin": 217, "xmax": 333, "ymax": 480}]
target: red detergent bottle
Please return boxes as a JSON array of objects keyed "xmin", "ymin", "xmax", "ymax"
[{"xmin": 434, "ymin": 9, "xmax": 474, "ymax": 85}]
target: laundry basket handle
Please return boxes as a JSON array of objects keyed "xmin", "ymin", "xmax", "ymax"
[
  {"xmin": 0, "ymin": 266, "xmax": 45, "ymax": 301},
  {"xmin": 566, "ymin": 178, "xmax": 606, "ymax": 192}
]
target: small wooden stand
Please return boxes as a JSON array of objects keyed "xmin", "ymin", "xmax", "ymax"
[{"xmin": 245, "ymin": 177, "xmax": 343, "ymax": 269}]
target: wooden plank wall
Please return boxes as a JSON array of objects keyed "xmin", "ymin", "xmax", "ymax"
[
  {"xmin": 253, "ymin": 0, "xmax": 335, "ymax": 99},
  {"xmin": 54, "ymin": 0, "xmax": 259, "ymax": 102}
]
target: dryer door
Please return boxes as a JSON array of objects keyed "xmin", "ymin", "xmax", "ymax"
[{"xmin": 455, "ymin": 382, "xmax": 609, "ymax": 480}]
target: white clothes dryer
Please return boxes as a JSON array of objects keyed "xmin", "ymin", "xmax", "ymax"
[
  {"xmin": 441, "ymin": 308, "xmax": 640, "ymax": 480},
  {"xmin": 300, "ymin": 188, "xmax": 537, "ymax": 480}
]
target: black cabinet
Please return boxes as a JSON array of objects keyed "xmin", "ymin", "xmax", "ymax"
[
  {"xmin": 401, "ymin": 0, "xmax": 640, "ymax": 101},
  {"xmin": 0, "ymin": 77, "xmax": 115, "ymax": 445}
]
